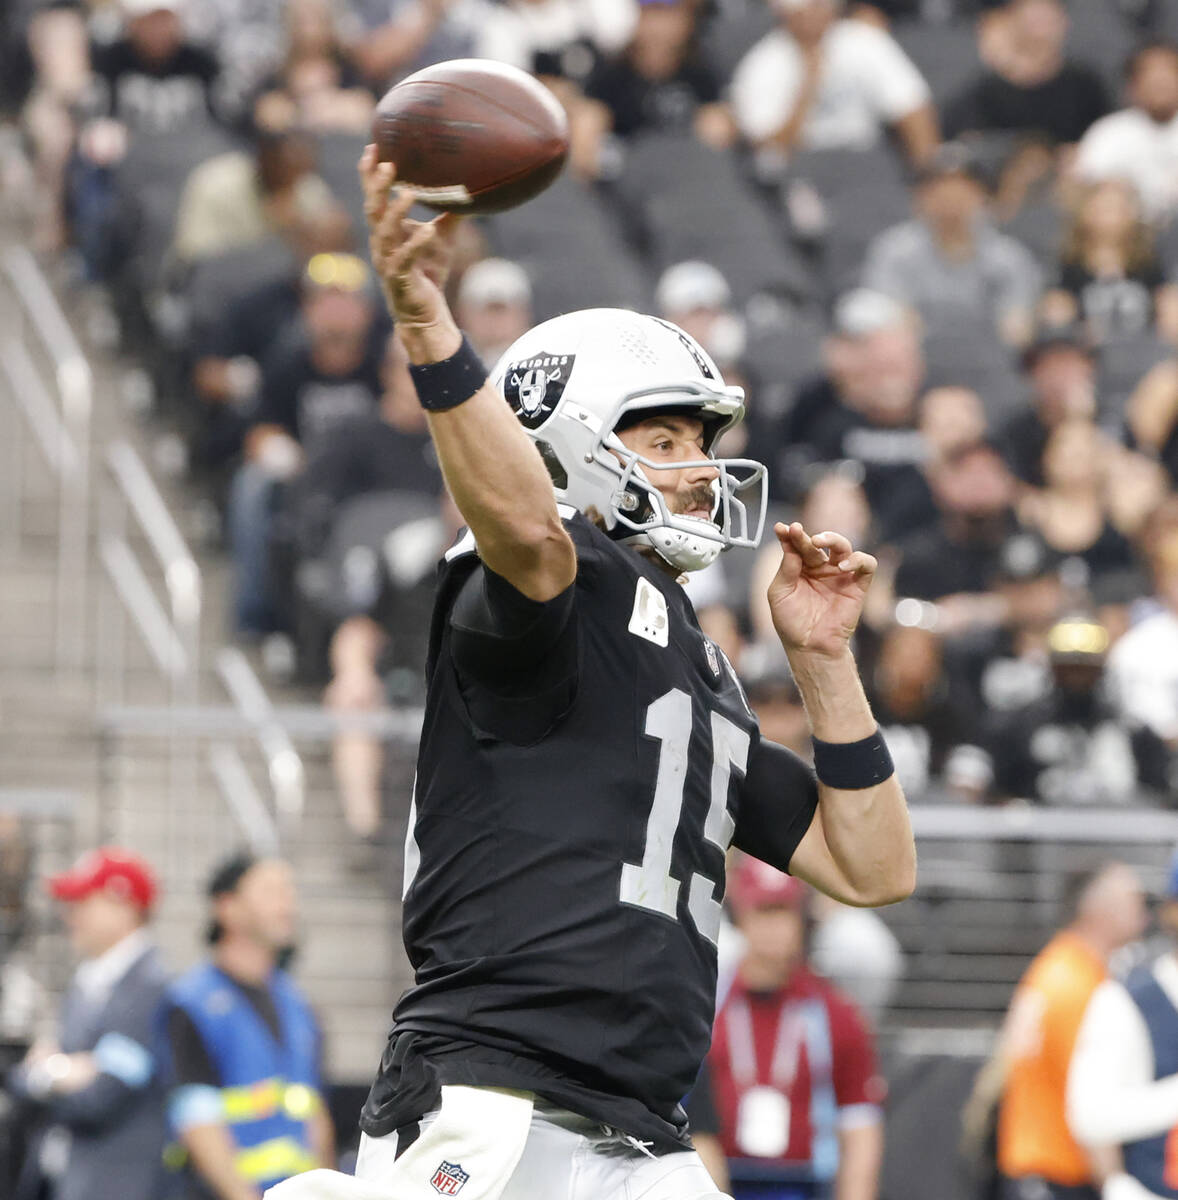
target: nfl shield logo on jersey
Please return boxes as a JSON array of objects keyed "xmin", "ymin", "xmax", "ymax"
[{"xmin": 431, "ymin": 1161, "xmax": 470, "ymax": 1195}]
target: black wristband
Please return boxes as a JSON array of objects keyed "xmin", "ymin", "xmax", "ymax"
[
  {"xmin": 811, "ymin": 728, "xmax": 895, "ymax": 790},
  {"xmin": 408, "ymin": 335, "xmax": 486, "ymax": 412}
]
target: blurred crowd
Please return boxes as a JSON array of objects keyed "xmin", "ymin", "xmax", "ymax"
[
  {"xmin": 0, "ymin": 841, "xmax": 896, "ymax": 1200},
  {"xmin": 4, "ymin": 0, "xmax": 1178, "ymax": 850}
]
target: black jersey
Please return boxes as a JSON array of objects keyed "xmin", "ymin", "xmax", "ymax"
[{"xmin": 361, "ymin": 511, "xmax": 818, "ymax": 1149}]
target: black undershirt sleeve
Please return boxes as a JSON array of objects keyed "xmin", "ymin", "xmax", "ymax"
[
  {"xmin": 448, "ymin": 565, "xmax": 579, "ymax": 744},
  {"xmin": 733, "ymin": 738, "xmax": 820, "ymax": 875},
  {"xmin": 166, "ymin": 1006, "xmax": 220, "ymax": 1088}
]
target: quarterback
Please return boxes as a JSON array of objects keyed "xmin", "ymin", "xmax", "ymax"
[{"xmin": 268, "ymin": 149, "xmax": 915, "ymax": 1200}]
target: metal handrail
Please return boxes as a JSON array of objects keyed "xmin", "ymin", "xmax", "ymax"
[
  {"xmin": 0, "ymin": 336, "xmax": 79, "ymax": 475},
  {"xmin": 216, "ymin": 648, "xmax": 306, "ymax": 827},
  {"xmin": 909, "ymin": 805, "xmax": 1178, "ymax": 844},
  {"xmin": 98, "ymin": 536, "xmax": 189, "ymax": 678},
  {"xmin": 98, "ymin": 703, "xmax": 423, "ymax": 740},
  {"xmin": 102, "ymin": 440, "xmax": 201, "ymax": 703},
  {"xmin": 208, "ymin": 743, "xmax": 280, "ymax": 856},
  {"xmin": 0, "ymin": 788, "xmax": 80, "ymax": 818},
  {"xmin": 0, "ymin": 247, "xmax": 93, "ymax": 674}
]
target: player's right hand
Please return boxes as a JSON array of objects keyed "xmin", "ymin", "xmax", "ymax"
[{"xmin": 359, "ymin": 144, "xmax": 464, "ymax": 361}]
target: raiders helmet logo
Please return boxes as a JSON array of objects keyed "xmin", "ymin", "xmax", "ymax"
[{"xmin": 504, "ymin": 352, "xmax": 575, "ymax": 429}]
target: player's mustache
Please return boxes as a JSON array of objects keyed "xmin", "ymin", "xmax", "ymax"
[{"xmin": 677, "ymin": 485, "xmax": 717, "ymax": 517}]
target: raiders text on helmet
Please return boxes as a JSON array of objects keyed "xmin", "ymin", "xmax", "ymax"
[{"xmin": 491, "ymin": 309, "xmax": 767, "ymax": 572}]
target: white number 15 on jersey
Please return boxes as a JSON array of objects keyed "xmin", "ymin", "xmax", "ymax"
[{"xmin": 620, "ymin": 688, "xmax": 750, "ymax": 946}]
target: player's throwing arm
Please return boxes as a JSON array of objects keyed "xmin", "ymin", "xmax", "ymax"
[{"xmin": 359, "ymin": 146, "xmax": 575, "ymax": 604}]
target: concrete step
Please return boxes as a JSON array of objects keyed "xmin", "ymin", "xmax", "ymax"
[{"xmin": 2, "ymin": 220, "xmax": 409, "ymax": 1090}]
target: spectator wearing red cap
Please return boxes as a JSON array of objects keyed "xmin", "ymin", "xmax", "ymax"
[
  {"xmin": 688, "ymin": 855, "xmax": 886, "ymax": 1200},
  {"xmin": 5, "ymin": 847, "xmax": 169, "ymax": 1200}
]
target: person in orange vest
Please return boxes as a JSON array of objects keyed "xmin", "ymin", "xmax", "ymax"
[{"xmin": 965, "ymin": 861, "xmax": 1147, "ymax": 1200}]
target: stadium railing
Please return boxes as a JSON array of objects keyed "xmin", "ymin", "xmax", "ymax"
[
  {"xmin": 98, "ymin": 438, "xmax": 202, "ymax": 706},
  {"xmin": 0, "ymin": 246, "xmax": 92, "ymax": 676},
  {"xmin": 882, "ymin": 803, "xmax": 1178, "ymax": 1035}
]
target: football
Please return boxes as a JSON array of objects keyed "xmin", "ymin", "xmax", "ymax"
[{"xmin": 371, "ymin": 59, "xmax": 570, "ymax": 215}]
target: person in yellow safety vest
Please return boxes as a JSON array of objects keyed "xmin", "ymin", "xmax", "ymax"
[{"xmin": 162, "ymin": 854, "xmax": 334, "ymax": 1200}]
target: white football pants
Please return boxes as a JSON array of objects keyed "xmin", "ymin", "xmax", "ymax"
[{"xmin": 265, "ymin": 1084, "xmax": 731, "ymax": 1200}]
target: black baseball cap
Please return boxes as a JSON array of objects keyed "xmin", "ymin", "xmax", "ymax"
[
  {"xmin": 205, "ymin": 852, "xmax": 257, "ymax": 945},
  {"xmin": 1022, "ymin": 322, "xmax": 1095, "ymax": 369}
]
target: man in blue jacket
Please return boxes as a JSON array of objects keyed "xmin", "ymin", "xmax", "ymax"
[
  {"xmin": 8, "ymin": 846, "xmax": 170, "ymax": 1200},
  {"xmin": 163, "ymin": 853, "xmax": 333, "ymax": 1200}
]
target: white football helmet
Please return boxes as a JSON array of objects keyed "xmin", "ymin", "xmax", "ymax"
[{"xmin": 490, "ymin": 308, "xmax": 767, "ymax": 573}]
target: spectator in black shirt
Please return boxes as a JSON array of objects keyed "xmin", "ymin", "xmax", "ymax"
[
  {"xmin": 1041, "ymin": 179, "xmax": 1178, "ymax": 347},
  {"xmin": 189, "ymin": 206, "xmax": 355, "ymax": 467},
  {"xmin": 85, "ymin": 0, "xmax": 220, "ymax": 135},
  {"xmin": 997, "ymin": 324, "xmax": 1097, "ymax": 487},
  {"xmin": 983, "ymin": 616, "xmax": 1171, "ymax": 804},
  {"xmin": 572, "ymin": 0, "xmax": 733, "ymax": 176},
  {"xmin": 1016, "ymin": 417, "xmax": 1141, "ymax": 601},
  {"xmin": 869, "ymin": 623, "xmax": 982, "ymax": 802},
  {"xmin": 945, "ymin": 0, "xmax": 1110, "ymax": 145},
  {"xmin": 229, "ymin": 252, "xmax": 386, "ymax": 634},
  {"xmin": 759, "ymin": 289, "xmax": 929, "ymax": 543},
  {"xmin": 266, "ymin": 336, "xmax": 445, "ymax": 853},
  {"xmin": 71, "ymin": 0, "xmax": 223, "ymax": 277},
  {"xmin": 893, "ymin": 439, "xmax": 1017, "ymax": 630}
]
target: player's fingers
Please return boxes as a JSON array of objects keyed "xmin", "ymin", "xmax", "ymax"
[
  {"xmin": 364, "ymin": 166, "xmax": 396, "ymax": 231},
  {"xmin": 361, "ymin": 155, "xmax": 396, "ymax": 222},
  {"xmin": 772, "ymin": 522, "xmax": 803, "ymax": 586},
  {"xmin": 811, "ymin": 531, "xmax": 854, "ymax": 563},
  {"xmin": 375, "ymin": 187, "xmax": 419, "ymax": 257},
  {"xmin": 837, "ymin": 550, "xmax": 878, "ymax": 578},
  {"xmin": 787, "ymin": 522, "xmax": 831, "ymax": 568},
  {"xmin": 391, "ymin": 220, "xmax": 438, "ymax": 275}
]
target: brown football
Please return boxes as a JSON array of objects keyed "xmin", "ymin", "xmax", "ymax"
[{"xmin": 371, "ymin": 59, "xmax": 570, "ymax": 215}]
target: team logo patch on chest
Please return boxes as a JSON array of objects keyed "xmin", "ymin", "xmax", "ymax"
[
  {"xmin": 629, "ymin": 577, "xmax": 669, "ymax": 647},
  {"xmin": 430, "ymin": 1161, "xmax": 470, "ymax": 1195},
  {"xmin": 503, "ymin": 352, "xmax": 574, "ymax": 429}
]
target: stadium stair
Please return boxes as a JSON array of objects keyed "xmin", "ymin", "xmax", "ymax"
[{"xmin": 0, "ymin": 213, "xmax": 407, "ymax": 1084}]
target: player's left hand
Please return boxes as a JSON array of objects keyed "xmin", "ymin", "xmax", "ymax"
[{"xmin": 766, "ymin": 523, "xmax": 877, "ymax": 658}]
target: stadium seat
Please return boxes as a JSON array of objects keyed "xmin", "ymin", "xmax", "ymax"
[
  {"xmin": 615, "ymin": 133, "xmax": 813, "ymax": 306},
  {"xmin": 484, "ymin": 174, "xmax": 653, "ymax": 319},
  {"xmin": 182, "ymin": 237, "xmax": 296, "ymax": 356},
  {"xmin": 699, "ymin": 0, "xmax": 777, "ymax": 84},
  {"xmin": 741, "ymin": 304, "xmax": 829, "ymax": 419},
  {"xmin": 314, "ymin": 131, "xmax": 369, "ymax": 236},
  {"xmin": 922, "ymin": 317, "xmax": 1027, "ymax": 424},
  {"xmin": 892, "ymin": 19, "xmax": 982, "ymax": 111},
  {"xmin": 1000, "ymin": 197, "xmax": 1064, "ymax": 267},
  {"xmin": 1064, "ymin": 0, "xmax": 1136, "ymax": 93},
  {"xmin": 1097, "ymin": 332, "xmax": 1174, "ymax": 420},
  {"xmin": 292, "ymin": 490, "xmax": 441, "ymax": 680},
  {"xmin": 111, "ymin": 124, "xmax": 241, "ymax": 288},
  {"xmin": 784, "ymin": 146, "xmax": 912, "ymax": 299}
]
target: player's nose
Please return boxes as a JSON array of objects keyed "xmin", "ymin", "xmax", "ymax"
[{"xmin": 684, "ymin": 459, "xmax": 720, "ymax": 485}]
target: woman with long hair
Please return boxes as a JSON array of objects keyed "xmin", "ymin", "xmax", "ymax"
[{"xmin": 1041, "ymin": 178, "xmax": 1178, "ymax": 345}]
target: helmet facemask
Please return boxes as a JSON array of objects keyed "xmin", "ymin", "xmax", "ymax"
[{"xmin": 592, "ymin": 384, "xmax": 767, "ymax": 573}]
